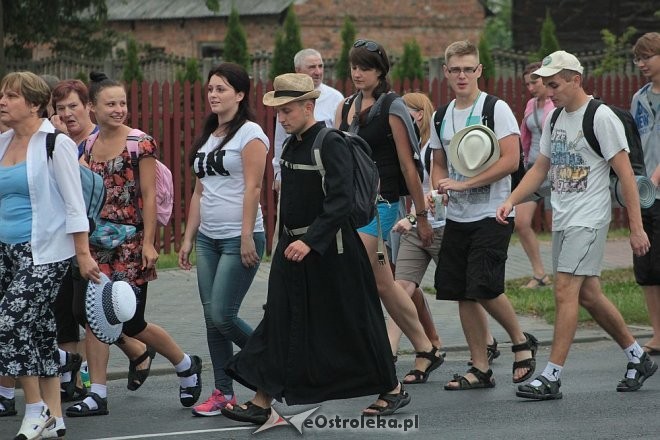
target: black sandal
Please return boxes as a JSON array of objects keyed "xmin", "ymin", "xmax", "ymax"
[
  {"xmin": 516, "ymin": 375, "xmax": 562, "ymax": 400},
  {"xmin": 468, "ymin": 338, "xmax": 501, "ymax": 366},
  {"xmin": 363, "ymin": 385, "xmax": 411, "ymax": 416},
  {"xmin": 127, "ymin": 346, "xmax": 156, "ymax": 391},
  {"xmin": 616, "ymin": 352, "xmax": 658, "ymax": 392},
  {"xmin": 177, "ymin": 355, "xmax": 203, "ymax": 407},
  {"xmin": 402, "ymin": 347, "xmax": 446, "ymax": 384},
  {"xmin": 444, "ymin": 367, "xmax": 495, "ymax": 390},
  {"xmin": 65, "ymin": 392, "xmax": 109, "ymax": 417},
  {"xmin": 511, "ymin": 332, "xmax": 538, "ymax": 384},
  {"xmin": 221, "ymin": 401, "xmax": 272, "ymax": 425},
  {"xmin": 60, "ymin": 352, "xmax": 83, "ymax": 401}
]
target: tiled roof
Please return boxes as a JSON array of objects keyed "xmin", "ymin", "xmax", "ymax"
[{"xmin": 106, "ymin": 0, "xmax": 292, "ymax": 20}]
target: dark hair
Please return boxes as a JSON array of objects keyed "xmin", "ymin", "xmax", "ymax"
[
  {"xmin": 522, "ymin": 62, "xmax": 542, "ymax": 78},
  {"xmin": 188, "ymin": 62, "xmax": 255, "ymax": 166},
  {"xmin": 88, "ymin": 71, "xmax": 124, "ymax": 104},
  {"xmin": 349, "ymin": 41, "xmax": 391, "ymax": 99},
  {"xmin": 51, "ymin": 80, "xmax": 90, "ymax": 107}
]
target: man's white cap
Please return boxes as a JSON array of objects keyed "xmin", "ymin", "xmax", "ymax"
[{"xmin": 531, "ymin": 50, "xmax": 584, "ymax": 79}]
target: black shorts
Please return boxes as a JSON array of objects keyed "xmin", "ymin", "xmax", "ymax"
[
  {"xmin": 435, "ymin": 217, "xmax": 513, "ymax": 301},
  {"xmin": 634, "ymin": 200, "xmax": 660, "ymax": 286}
]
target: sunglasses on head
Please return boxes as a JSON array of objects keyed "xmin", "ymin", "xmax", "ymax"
[{"xmin": 353, "ymin": 40, "xmax": 384, "ymax": 57}]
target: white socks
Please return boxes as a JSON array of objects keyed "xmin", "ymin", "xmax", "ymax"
[
  {"xmin": 529, "ymin": 362, "xmax": 563, "ymax": 387},
  {"xmin": 175, "ymin": 354, "xmax": 197, "ymax": 388},
  {"xmin": 25, "ymin": 401, "xmax": 46, "ymax": 419},
  {"xmin": 81, "ymin": 384, "xmax": 107, "ymax": 410},
  {"xmin": 625, "ymin": 341, "xmax": 645, "ymax": 379}
]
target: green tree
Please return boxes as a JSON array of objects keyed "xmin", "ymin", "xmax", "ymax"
[
  {"xmin": 1, "ymin": 0, "xmax": 113, "ymax": 59},
  {"xmin": 269, "ymin": 6, "xmax": 303, "ymax": 80},
  {"xmin": 122, "ymin": 38, "xmax": 144, "ymax": 84},
  {"xmin": 223, "ymin": 6, "xmax": 249, "ymax": 69},
  {"xmin": 483, "ymin": 0, "xmax": 512, "ymax": 50},
  {"xmin": 335, "ymin": 16, "xmax": 357, "ymax": 81},
  {"xmin": 593, "ymin": 26, "xmax": 638, "ymax": 76},
  {"xmin": 176, "ymin": 58, "xmax": 203, "ymax": 84},
  {"xmin": 392, "ymin": 39, "xmax": 424, "ymax": 82},
  {"xmin": 479, "ymin": 34, "xmax": 496, "ymax": 81},
  {"xmin": 533, "ymin": 9, "xmax": 561, "ymax": 61}
]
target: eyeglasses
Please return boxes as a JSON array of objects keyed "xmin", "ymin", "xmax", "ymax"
[
  {"xmin": 633, "ymin": 54, "xmax": 658, "ymax": 64},
  {"xmin": 353, "ymin": 40, "xmax": 384, "ymax": 58},
  {"xmin": 446, "ymin": 66, "xmax": 480, "ymax": 76}
]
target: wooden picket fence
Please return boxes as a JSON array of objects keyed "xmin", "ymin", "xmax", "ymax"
[{"xmin": 132, "ymin": 74, "xmax": 648, "ymax": 254}]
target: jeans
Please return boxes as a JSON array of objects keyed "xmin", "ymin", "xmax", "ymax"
[{"xmin": 195, "ymin": 231, "xmax": 265, "ymax": 394}]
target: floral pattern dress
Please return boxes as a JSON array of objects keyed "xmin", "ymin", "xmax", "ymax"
[{"xmin": 87, "ymin": 135, "xmax": 158, "ymax": 287}]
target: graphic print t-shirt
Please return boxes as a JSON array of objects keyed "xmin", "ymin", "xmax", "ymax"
[
  {"xmin": 193, "ymin": 121, "xmax": 269, "ymax": 239},
  {"xmin": 539, "ymin": 100, "xmax": 628, "ymax": 231}
]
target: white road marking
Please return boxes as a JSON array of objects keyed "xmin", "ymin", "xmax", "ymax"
[{"xmin": 89, "ymin": 426, "xmax": 254, "ymax": 439}]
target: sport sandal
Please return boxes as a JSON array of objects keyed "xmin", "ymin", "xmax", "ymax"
[
  {"xmin": 60, "ymin": 352, "xmax": 83, "ymax": 402},
  {"xmin": 0, "ymin": 395, "xmax": 17, "ymax": 417},
  {"xmin": 444, "ymin": 367, "xmax": 495, "ymax": 390},
  {"xmin": 516, "ymin": 375, "xmax": 562, "ymax": 400},
  {"xmin": 127, "ymin": 345, "xmax": 156, "ymax": 391},
  {"xmin": 468, "ymin": 338, "xmax": 501, "ymax": 366},
  {"xmin": 511, "ymin": 332, "xmax": 538, "ymax": 383},
  {"xmin": 616, "ymin": 352, "xmax": 658, "ymax": 392},
  {"xmin": 221, "ymin": 401, "xmax": 271, "ymax": 425},
  {"xmin": 402, "ymin": 346, "xmax": 445, "ymax": 384},
  {"xmin": 362, "ymin": 384, "xmax": 411, "ymax": 416},
  {"xmin": 65, "ymin": 392, "xmax": 109, "ymax": 417},
  {"xmin": 177, "ymin": 355, "xmax": 203, "ymax": 407}
]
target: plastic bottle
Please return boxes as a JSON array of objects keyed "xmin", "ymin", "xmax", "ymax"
[{"xmin": 80, "ymin": 361, "xmax": 91, "ymax": 389}]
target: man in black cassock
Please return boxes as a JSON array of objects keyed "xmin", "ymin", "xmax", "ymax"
[{"xmin": 222, "ymin": 73, "xmax": 410, "ymax": 424}]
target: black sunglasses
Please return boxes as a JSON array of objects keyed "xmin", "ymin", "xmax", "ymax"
[{"xmin": 353, "ymin": 40, "xmax": 384, "ymax": 58}]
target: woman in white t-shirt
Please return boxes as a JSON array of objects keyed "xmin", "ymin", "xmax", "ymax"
[{"xmin": 179, "ymin": 63, "xmax": 269, "ymax": 417}]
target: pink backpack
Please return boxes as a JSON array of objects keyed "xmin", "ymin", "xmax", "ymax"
[{"xmin": 85, "ymin": 128, "xmax": 174, "ymax": 226}]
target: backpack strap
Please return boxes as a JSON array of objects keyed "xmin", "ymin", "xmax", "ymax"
[
  {"xmin": 341, "ymin": 94, "xmax": 358, "ymax": 130},
  {"xmin": 126, "ymin": 128, "xmax": 148, "ymax": 167},
  {"xmin": 424, "ymin": 145, "xmax": 432, "ymax": 176},
  {"xmin": 481, "ymin": 94, "xmax": 498, "ymax": 130},
  {"xmin": 433, "ymin": 103, "xmax": 450, "ymax": 148},
  {"xmin": 549, "ymin": 107, "xmax": 563, "ymax": 136},
  {"xmin": 582, "ymin": 99, "xmax": 603, "ymax": 157}
]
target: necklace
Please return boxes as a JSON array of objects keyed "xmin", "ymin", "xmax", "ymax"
[{"xmin": 451, "ymin": 91, "xmax": 482, "ymax": 134}]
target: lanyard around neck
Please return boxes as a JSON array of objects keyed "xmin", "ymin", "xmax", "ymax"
[{"xmin": 451, "ymin": 91, "xmax": 482, "ymax": 134}]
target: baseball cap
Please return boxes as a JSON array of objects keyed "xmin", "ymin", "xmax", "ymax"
[{"xmin": 531, "ymin": 50, "xmax": 584, "ymax": 79}]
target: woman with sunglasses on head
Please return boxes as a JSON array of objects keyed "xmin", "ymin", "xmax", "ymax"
[{"xmin": 335, "ymin": 41, "xmax": 442, "ymax": 411}]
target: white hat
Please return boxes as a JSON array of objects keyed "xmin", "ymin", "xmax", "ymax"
[
  {"xmin": 447, "ymin": 125, "xmax": 500, "ymax": 177},
  {"xmin": 262, "ymin": 73, "xmax": 320, "ymax": 107},
  {"xmin": 532, "ymin": 50, "xmax": 584, "ymax": 79},
  {"xmin": 85, "ymin": 273, "xmax": 136, "ymax": 344}
]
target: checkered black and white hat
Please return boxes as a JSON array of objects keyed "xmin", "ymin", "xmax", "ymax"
[{"xmin": 85, "ymin": 273, "xmax": 136, "ymax": 344}]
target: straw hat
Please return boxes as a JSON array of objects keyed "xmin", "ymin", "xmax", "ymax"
[
  {"xmin": 85, "ymin": 273, "xmax": 136, "ymax": 344},
  {"xmin": 263, "ymin": 73, "xmax": 320, "ymax": 107},
  {"xmin": 447, "ymin": 125, "xmax": 500, "ymax": 177}
]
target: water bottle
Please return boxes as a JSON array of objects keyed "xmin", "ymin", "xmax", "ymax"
[{"xmin": 80, "ymin": 361, "xmax": 91, "ymax": 389}]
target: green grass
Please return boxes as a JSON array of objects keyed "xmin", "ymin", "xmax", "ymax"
[{"xmin": 505, "ymin": 268, "xmax": 649, "ymax": 325}]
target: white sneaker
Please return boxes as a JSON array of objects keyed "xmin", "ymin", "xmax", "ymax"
[
  {"xmin": 13, "ymin": 405, "xmax": 55, "ymax": 440},
  {"xmin": 40, "ymin": 418, "xmax": 66, "ymax": 439}
]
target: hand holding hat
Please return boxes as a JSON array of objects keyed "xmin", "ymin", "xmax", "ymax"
[
  {"xmin": 447, "ymin": 124, "xmax": 500, "ymax": 177},
  {"xmin": 86, "ymin": 273, "xmax": 137, "ymax": 344}
]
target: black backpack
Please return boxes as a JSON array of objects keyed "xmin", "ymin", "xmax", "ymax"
[
  {"xmin": 342, "ymin": 92, "xmax": 424, "ymax": 196},
  {"xmin": 46, "ymin": 130, "xmax": 106, "ymax": 234},
  {"xmin": 433, "ymin": 94, "xmax": 526, "ymax": 190},
  {"xmin": 548, "ymin": 99, "xmax": 646, "ymax": 176}
]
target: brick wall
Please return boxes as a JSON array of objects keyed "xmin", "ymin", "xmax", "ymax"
[{"xmin": 103, "ymin": 0, "xmax": 485, "ymax": 60}]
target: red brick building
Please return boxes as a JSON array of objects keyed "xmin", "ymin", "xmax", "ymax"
[{"xmin": 103, "ymin": 0, "xmax": 488, "ymax": 60}]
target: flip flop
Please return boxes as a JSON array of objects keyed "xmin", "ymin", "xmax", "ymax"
[{"xmin": 643, "ymin": 345, "xmax": 660, "ymax": 356}]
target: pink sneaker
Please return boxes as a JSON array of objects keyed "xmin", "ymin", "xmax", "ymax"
[{"xmin": 191, "ymin": 390, "xmax": 236, "ymax": 417}]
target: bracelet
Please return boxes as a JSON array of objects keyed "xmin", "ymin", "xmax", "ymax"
[{"xmin": 416, "ymin": 209, "xmax": 429, "ymax": 217}]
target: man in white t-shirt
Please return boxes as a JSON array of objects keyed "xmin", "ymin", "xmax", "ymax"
[
  {"xmin": 497, "ymin": 50, "xmax": 656, "ymax": 400},
  {"xmin": 271, "ymin": 48, "xmax": 344, "ymax": 192},
  {"xmin": 430, "ymin": 40, "xmax": 538, "ymax": 391}
]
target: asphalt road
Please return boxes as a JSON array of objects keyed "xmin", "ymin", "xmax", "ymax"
[{"xmin": 4, "ymin": 340, "xmax": 660, "ymax": 440}]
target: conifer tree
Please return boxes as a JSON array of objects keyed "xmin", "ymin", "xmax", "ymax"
[
  {"xmin": 479, "ymin": 34, "xmax": 496, "ymax": 81},
  {"xmin": 534, "ymin": 9, "xmax": 560, "ymax": 61},
  {"xmin": 270, "ymin": 6, "xmax": 303, "ymax": 79},
  {"xmin": 335, "ymin": 16, "xmax": 357, "ymax": 81},
  {"xmin": 122, "ymin": 38, "xmax": 144, "ymax": 84},
  {"xmin": 392, "ymin": 39, "xmax": 424, "ymax": 82},
  {"xmin": 223, "ymin": 6, "xmax": 250, "ymax": 69}
]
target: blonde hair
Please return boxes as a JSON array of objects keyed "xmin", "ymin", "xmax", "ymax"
[
  {"xmin": 444, "ymin": 40, "xmax": 479, "ymax": 64},
  {"xmin": 0, "ymin": 71, "xmax": 51, "ymax": 115},
  {"xmin": 402, "ymin": 92, "xmax": 434, "ymax": 146}
]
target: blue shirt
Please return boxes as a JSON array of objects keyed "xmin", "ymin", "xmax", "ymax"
[{"xmin": 0, "ymin": 161, "xmax": 32, "ymax": 243}]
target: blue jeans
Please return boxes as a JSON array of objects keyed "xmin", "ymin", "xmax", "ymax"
[{"xmin": 195, "ymin": 231, "xmax": 265, "ymax": 394}]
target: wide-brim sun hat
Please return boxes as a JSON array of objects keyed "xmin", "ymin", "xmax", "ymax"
[
  {"xmin": 86, "ymin": 273, "xmax": 137, "ymax": 344},
  {"xmin": 447, "ymin": 124, "xmax": 500, "ymax": 177},
  {"xmin": 263, "ymin": 73, "xmax": 320, "ymax": 107}
]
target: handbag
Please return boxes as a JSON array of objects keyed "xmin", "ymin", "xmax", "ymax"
[{"xmin": 89, "ymin": 220, "xmax": 137, "ymax": 249}]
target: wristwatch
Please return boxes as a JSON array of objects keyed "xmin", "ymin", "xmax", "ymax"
[{"xmin": 405, "ymin": 214, "xmax": 417, "ymax": 225}]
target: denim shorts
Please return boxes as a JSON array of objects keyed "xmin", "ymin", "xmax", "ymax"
[{"xmin": 357, "ymin": 201, "xmax": 400, "ymax": 242}]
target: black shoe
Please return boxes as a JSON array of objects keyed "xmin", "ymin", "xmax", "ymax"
[
  {"xmin": 0, "ymin": 395, "xmax": 17, "ymax": 417},
  {"xmin": 60, "ymin": 352, "xmax": 83, "ymax": 401},
  {"xmin": 617, "ymin": 352, "xmax": 658, "ymax": 392},
  {"xmin": 178, "ymin": 355, "xmax": 203, "ymax": 407},
  {"xmin": 65, "ymin": 392, "xmax": 109, "ymax": 417}
]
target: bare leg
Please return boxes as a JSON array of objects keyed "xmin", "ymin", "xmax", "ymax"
[
  {"xmin": 411, "ymin": 287, "xmax": 442, "ymax": 348},
  {"xmin": 579, "ymin": 276, "xmax": 634, "ymax": 348},
  {"xmin": 642, "ymin": 286, "xmax": 660, "ymax": 349},
  {"xmin": 445, "ymin": 301, "xmax": 489, "ymax": 388},
  {"xmin": 39, "ymin": 377, "xmax": 62, "ymax": 418},
  {"xmin": 547, "ymin": 272, "xmax": 584, "ymax": 366},
  {"xmin": 132, "ymin": 323, "xmax": 185, "ymax": 365},
  {"xmin": 85, "ymin": 325, "xmax": 110, "ymax": 385},
  {"xmin": 515, "ymin": 201, "xmax": 548, "ymax": 284}
]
